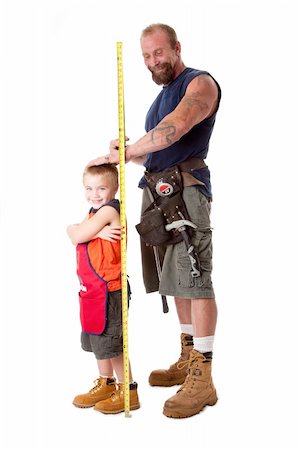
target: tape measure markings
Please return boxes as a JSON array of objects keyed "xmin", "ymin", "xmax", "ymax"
[{"xmin": 117, "ymin": 42, "xmax": 130, "ymax": 418}]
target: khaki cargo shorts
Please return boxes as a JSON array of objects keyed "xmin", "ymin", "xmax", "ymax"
[{"xmin": 140, "ymin": 186, "xmax": 215, "ymax": 299}]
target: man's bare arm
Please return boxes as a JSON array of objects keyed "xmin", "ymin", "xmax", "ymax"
[{"xmin": 125, "ymin": 74, "xmax": 219, "ymax": 162}]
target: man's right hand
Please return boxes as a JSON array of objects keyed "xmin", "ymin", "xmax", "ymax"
[{"xmin": 85, "ymin": 154, "xmax": 110, "ymax": 168}]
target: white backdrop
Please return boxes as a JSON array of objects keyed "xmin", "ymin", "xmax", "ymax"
[{"xmin": 0, "ymin": 1, "xmax": 298, "ymax": 449}]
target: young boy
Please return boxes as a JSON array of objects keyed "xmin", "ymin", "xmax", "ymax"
[{"xmin": 67, "ymin": 163, "xmax": 140, "ymax": 414}]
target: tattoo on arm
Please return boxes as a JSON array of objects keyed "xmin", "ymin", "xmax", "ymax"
[
  {"xmin": 151, "ymin": 121, "xmax": 176, "ymax": 146},
  {"xmin": 183, "ymin": 74, "xmax": 213, "ymax": 114},
  {"xmin": 183, "ymin": 94, "xmax": 209, "ymax": 113}
]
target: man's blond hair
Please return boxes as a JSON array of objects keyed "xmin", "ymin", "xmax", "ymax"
[{"xmin": 141, "ymin": 23, "xmax": 178, "ymax": 49}]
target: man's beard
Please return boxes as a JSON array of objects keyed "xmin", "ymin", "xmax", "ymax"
[{"xmin": 149, "ymin": 62, "xmax": 175, "ymax": 86}]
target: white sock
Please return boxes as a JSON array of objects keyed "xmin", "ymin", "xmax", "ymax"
[
  {"xmin": 180, "ymin": 324, "xmax": 193, "ymax": 335},
  {"xmin": 193, "ymin": 335, "xmax": 214, "ymax": 353}
]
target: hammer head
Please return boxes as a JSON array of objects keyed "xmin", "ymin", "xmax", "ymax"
[{"xmin": 165, "ymin": 219, "xmax": 197, "ymax": 232}]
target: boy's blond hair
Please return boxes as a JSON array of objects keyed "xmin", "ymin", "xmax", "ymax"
[{"xmin": 83, "ymin": 164, "xmax": 119, "ymax": 190}]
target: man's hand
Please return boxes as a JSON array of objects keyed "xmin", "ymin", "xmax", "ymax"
[
  {"xmin": 109, "ymin": 139, "xmax": 120, "ymax": 164},
  {"xmin": 109, "ymin": 136, "xmax": 130, "ymax": 164},
  {"xmin": 86, "ymin": 154, "xmax": 110, "ymax": 168}
]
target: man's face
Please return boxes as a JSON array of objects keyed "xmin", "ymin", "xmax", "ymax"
[{"xmin": 141, "ymin": 30, "xmax": 180, "ymax": 85}]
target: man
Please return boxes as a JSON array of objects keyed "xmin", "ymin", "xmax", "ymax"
[{"xmin": 92, "ymin": 23, "xmax": 221, "ymax": 418}]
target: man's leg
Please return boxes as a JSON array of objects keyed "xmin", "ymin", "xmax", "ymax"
[
  {"xmin": 191, "ymin": 297, "xmax": 217, "ymax": 336},
  {"xmin": 163, "ymin": 297, "xmax": 218, "ymax": 418},
  {"xmin": 174, "ymin": 297, "xmax": 191, "ymax": 324},
  {"xmin": 148, "ymin": 297, "xmax": 194, "ymax": 387},
  {"xmin": 175, "ymin": 296, "xmax": 217, "ymax": 349}
]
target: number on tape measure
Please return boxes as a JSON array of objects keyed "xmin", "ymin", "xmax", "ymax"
[{"xmin": 117, "ymin": 42, "xmax": 130, "ymax": 417}]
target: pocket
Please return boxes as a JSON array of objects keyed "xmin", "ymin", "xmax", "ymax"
[
  {"xmin": 198, "ymin": 261, "xmax": 213, "ymax": 288},
  {"xmin": 136, "ymin": 207, "xmax": 171, "ymax": 246},
  {"xmin": 194, "ymin": 229, "xmax": 213, "ymax": 288},
  {"xmin": 106, "ymin": 291, "xmax": 122, "ymax": 322},
  {"xmin": 176, "ymin": 229, "xmax": 212, "ymax": 288},
  {"xmin": 79, "ymin": 290, "xmax": 107, "ymax": 335},
  {"xmin": 183, "ymin": 187, "xmax": 211, "ymax": 229},
  {"xmin": 176, "ymin": 241, "xmax": 198, "ymax": 288}
]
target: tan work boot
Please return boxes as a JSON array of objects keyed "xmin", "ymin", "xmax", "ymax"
[
  {"xmin": 149, "ymin": 333, "xmax": 193, "ymax": 386},
  {"xmin": 72, "ymin": 377, "xmax": 116, "ymax": 408},
  {"xmin": 163, "ymin": 349, "xmax": 218, "ymax": 418},
  {"xmin": 94, "ymin": 382, "xmax": 140, "ymax": 414}
]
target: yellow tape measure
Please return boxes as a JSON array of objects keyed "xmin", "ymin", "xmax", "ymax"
[{"xmin": 117, "ymin": 42, "xmax": 130, "ymax": 417}]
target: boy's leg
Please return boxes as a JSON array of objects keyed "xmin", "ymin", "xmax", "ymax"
[
  {"xmin": 110, "ymin": 354, "xmax": 133, "ymax": 383},
  {"xmin": 97, "ymin": 359, "xmax": 114, "ymax": 377},
  {"xmin": 94, "ymin": 356, "xmax": 140, "ymax": 414},
  {"xmin": 73, "ymin": 358, "xmax": 116, "ymax": 408}
]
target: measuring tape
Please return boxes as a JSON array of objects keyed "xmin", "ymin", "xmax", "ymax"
[{"xmin": 117, "ymin": 41, "xmax": 130, "ymax": 417}]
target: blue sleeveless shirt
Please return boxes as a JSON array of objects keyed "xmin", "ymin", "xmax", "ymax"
[{"xmin": 139, "ymin": 68, "xmax": 221, "ymax": 199}]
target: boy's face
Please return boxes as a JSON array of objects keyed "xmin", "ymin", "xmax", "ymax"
[{"xmin": 83, "ymin": 173, "xmax": 117, "ymax": 210}]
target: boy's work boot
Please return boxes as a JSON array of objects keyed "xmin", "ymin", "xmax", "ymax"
[
  {"xmin": 72, "ymin": 377, "xmax": 116, "ymax": 408},
  {"xmin": 149, "ymin": 333, "xmax": 193, "ymax": 386},
  {"xmin": 163, "ymin": 349, "xmax": 218, "ymax": 418},
  {"xmin": 94, "ymin": 382, "xmax": 140, "ymax": 414}
]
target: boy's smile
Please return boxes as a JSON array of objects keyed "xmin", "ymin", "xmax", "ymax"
[{"xmin": 83, "ymin": 173, "xmax": 117, "ymax": 209}]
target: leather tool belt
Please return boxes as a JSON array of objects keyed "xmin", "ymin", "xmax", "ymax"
[{"xmin": 136, "ymin": 159, "xmax": 205, "ymax": 246}]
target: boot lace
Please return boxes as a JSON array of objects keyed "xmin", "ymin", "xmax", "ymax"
[
  {"xmin": 171, "ymin": 338, "xmax": 192, "ymax": 369},
  {"xmin": 89, "ymin": 377, "xmax": 105, "ymax": 395},
  {"xmin": 109, "ymin": 383, "xmax": 123, "ymax": 401},
  {"xmin": 177, "ymin": 355, "xmax": 204, "ymax": 394},
  {"xmin": 176, "ymin": 353, "xmax": 199, "ymax": 371}
]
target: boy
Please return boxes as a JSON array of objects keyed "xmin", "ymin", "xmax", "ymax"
[{"xmin": 67, "ymin": 163, "xmax": 140, "ymax": 414}]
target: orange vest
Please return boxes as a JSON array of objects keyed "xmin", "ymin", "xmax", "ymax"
[
  {"xmin": 76, "ymin": 201, "xmax": 121, "ymax": 334},
  {"xmin": 84, "ymin": 205, "xmax": 121, "ymax": 292}
]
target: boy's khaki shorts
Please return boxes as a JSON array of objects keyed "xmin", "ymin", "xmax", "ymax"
[
  {"xmin": 81, "ymin": 290, "xmax": 123, "ymax": 360},
  {"xmin": 140, "ymin": 186, "xmax": 215, "ymax": 299}
]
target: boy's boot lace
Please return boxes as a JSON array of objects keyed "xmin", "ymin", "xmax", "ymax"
[
  {"xmin": 72, "ymin": 377, "xmax": 116, "ymax": 408},
  {"xmin": 94, "ymin": 382, "xmax": 140, "ymax": 414}
]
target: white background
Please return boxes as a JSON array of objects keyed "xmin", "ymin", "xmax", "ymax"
[{"xmin": 0, "ymin": 0, "xmax": 298, "ymax": 449}]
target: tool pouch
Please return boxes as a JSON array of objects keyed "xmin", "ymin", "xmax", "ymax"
[{"xmin": 136, "ymin": 166, "xmax": 191, "ymax": 246}]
